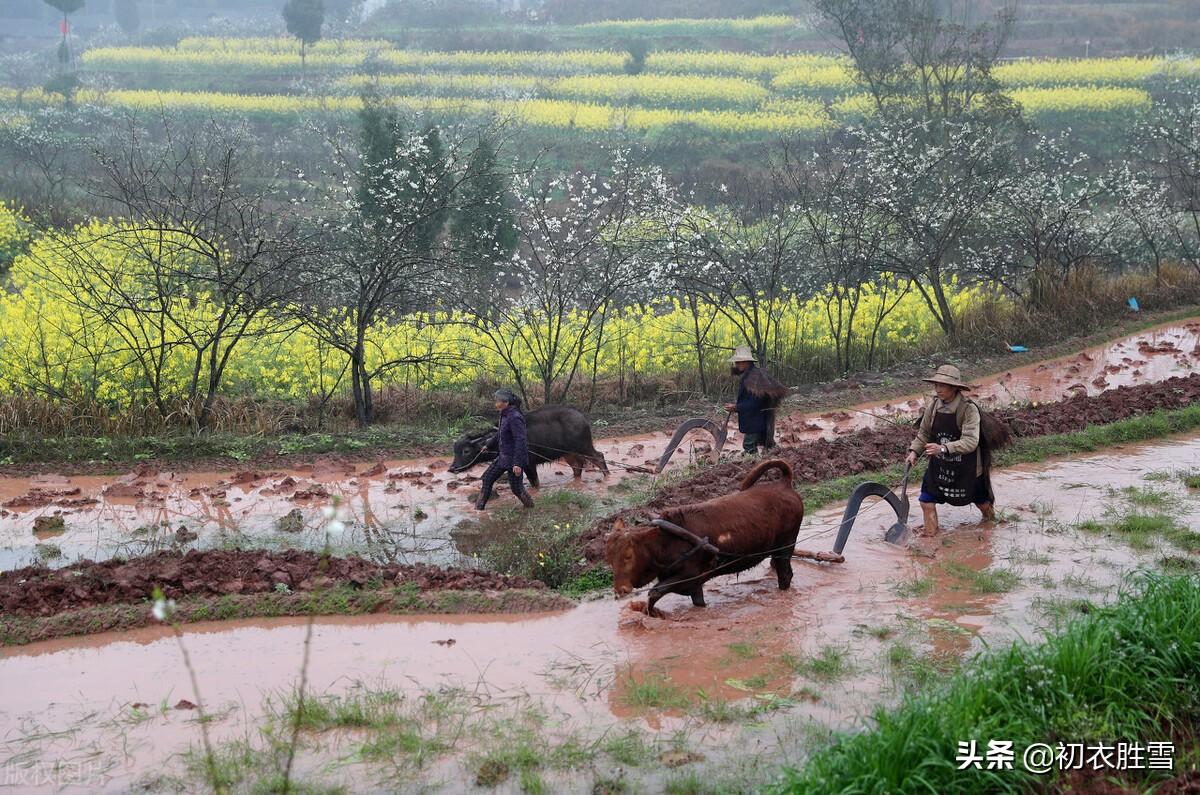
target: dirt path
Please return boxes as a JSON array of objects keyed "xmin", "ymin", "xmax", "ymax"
[
  {"xmin": 2, "ymin": 321, "xmax": 1197, "ymax": 574},
  {"xmin": 2, "ymin": 435, "xmax": 1197, "ymax": 792}
]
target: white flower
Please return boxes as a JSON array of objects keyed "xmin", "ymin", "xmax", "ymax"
[
  {"xmin": 321, "ymin": 505, "xmax": 336, "ymax": 519},
  {"xmin": 327, "ymin": 519, "xmax": 346, "ymax": 534},
  {"xmin": 152, "ymin": 597, "xmax": 177, "ymax": 622}
]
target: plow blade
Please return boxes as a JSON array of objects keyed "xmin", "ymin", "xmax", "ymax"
[
  {"xmin": 831, "ymin": 464, "xmax": 913, "ymax": 554},
  {"xmin": 655, "ymin": 414, "xmax": 730, "ymax": 474}
]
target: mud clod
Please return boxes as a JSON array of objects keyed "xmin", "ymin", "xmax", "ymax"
[
  {"xmin": 32, "ymin": 515, "xmax": 66, "ymax": 538},
  {"xmin": 0, "ymin": 549, "xmax": 547, "ymax": 616},
  {"xmin": 276, "ymin": 508, "xmax": 305, "ymax": 534}
]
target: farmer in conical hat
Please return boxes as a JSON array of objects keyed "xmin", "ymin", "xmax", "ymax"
[
  {"xmin": 723, "ymin": 345, "xmax": 787, "ymax": 455},
  {"xmin": 905, "ymin": 364, "xmax": 996, "ymax": 536}
]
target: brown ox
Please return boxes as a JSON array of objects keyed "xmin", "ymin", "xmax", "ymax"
[{"xmin": 604, "ymin": 459, "xmax": 804, "ymax": 616}]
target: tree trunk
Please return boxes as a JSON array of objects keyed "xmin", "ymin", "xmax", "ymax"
[
  {"xmin": 351, "ymin": 341, "xmax": 368, "ymax": 428},
  {"xmin": 686, "ymin": 293, "xmax": 708, "ymax": 394},
  {"xmin": 927, "ymin": 263, "xmax": 956, "ymax": 337}
]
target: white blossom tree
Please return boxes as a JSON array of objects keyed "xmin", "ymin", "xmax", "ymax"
[
  {"xmin": 1134, "ymin": 85, "xmax": 1200, "ymax": 276},
  {"xmin": 662, "ymin": 186, "xmax": 807, "ymax": 369},
  {"xmin": 774, "ymin": 134, "xmax": 906, "ymax": 373},
  {"xmin": 1111, "ymin": 163, "xmax": 1177, "ymax": 285},
  {"xmin": 464, "ymin": 150, "xmax": 676, "ymax": 405},
  {"xmin": 298, "ymin": 103, "xmax": 518, "ymax": 427},
  {"xmin": 855, "ymin": 115, "xmax": 1018, "ymax": 336},
  {"xmin": 978, "ymin": 134, "xmax": 1118, "ymax": 303}
]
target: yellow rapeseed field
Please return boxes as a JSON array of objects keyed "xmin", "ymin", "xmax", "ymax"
[
  {"xmin": 0, "ymin": 219, "xmax": 988, "ymax": 403},
  {"xmin": 61, "ymin": 39, "xmax": 1184, "ymax": 132}
]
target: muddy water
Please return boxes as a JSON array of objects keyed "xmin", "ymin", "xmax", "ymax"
[
  {"xmin": 3, "ymin": 436, "xmax": 1196, "ymax": 792},
  {"xmin": 2, "ymin": 320, "xmax": 1197, "ymax": 572}
]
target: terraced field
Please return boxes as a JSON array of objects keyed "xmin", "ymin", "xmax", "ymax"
[{"xmin": 1, "ymin": 35, "xmax": 1188, "ymax": 135}]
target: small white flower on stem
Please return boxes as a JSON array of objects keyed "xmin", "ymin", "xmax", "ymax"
[{"xmin": 152, "ymin": 597, "xmax": 177, "ymax": 622}]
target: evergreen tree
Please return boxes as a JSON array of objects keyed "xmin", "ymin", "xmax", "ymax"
[
  {"xmin": 282, "ymin": 0, "xmax": 324, "ymax": 73},
  {"xmin": 42, "ymin": 0, "xmax": 84, "ymax": 65},
  {"xmin": 355, "ymin": 92, "xmax": 450, "ymax": 256},
  {"xmin": 450, "ymin": 136, "xmax": 517, "ymax": 291}
]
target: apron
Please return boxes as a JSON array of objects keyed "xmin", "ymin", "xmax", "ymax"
[{"xmin": 926, "ymin": 408, "xmax": 993, "ymax": 506}]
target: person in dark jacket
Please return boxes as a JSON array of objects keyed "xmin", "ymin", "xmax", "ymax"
[
  {"xmin": 475, "ymin": 388, "xmax": 535, "ymax": 510},
  {"xmin": 723, "ymin": 345, "xmax": 787, "ymax": 454}
]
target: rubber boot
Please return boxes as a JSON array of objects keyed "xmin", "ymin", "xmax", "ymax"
[{"xmin": 517, "ymin": 490, "xmax": 534, "ymax": 509}]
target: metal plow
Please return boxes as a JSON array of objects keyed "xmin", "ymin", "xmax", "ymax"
[
  {"xmin": 832, "ymin": 463, "xmax": 913, "ymax": 553},
  {"xmin": 655, "ymin": 413, "xmax": 731, "ymax": 474},
  {"xmin": 656, "ymin": 415, "xmax": 913, "ymax": 551}
]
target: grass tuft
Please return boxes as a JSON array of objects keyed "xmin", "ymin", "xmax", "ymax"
[
  {"xmin": 777, "ymin": 573, "xmax": 1200, "ymax": 794},
  {"xmin": 785, "ymin": 645, "xmax": 854, "ymax": 682}
]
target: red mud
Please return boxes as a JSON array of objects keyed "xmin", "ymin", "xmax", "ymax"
[
  {"xmin": 0, "ymin": 549, "xmax": 545, "ymax": 617},
  {"xmin": 582, "ymin": 373, "xmax": 1200, "ymax": 560}
]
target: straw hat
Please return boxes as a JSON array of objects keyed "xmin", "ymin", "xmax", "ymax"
[
  {"xmin": 728, "ymin": 345, "xmax": 757, "ymax": 364},
  {"xmin": 922, "ymin": 364, "xmax": 972, "ymax": 390}
]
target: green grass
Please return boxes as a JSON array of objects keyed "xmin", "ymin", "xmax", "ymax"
[
  {"xmin": 1181, "ymin": 470, "xmax": 1200, "ymax": 489},
  {"xmin": 473, "ymin": 493, "xmax": 607, "ymax": 590},
  {"xmin": 619, "ymin": 671, "xmax": 695, "ymax": 710},
  {"xmin": 174, "ymin": 735, "xmax": 347, "ymax": 795},
  {"xmin": 776, "ymin": 573, "xmax": 1200, "ymax": 794},
  {"xmin": 884, "ymin": 642, "xmax": 961, "ymax": 691},
  {"xmin": 0, "ymin": 422, "xmax": 469, "ymax": 467},
  {"xmin": 592, "ymin": 774, "xmax": 630, "ymax": 795},
  {"xmin": 1113, "ymin": 485, "xmax": 1182, "ymax": 511},
  {"xmin": 1160, "ymin": 555, "xmax": 1200, "ymax": 573},
  {"xmin": 725, "ymin": 641, "xmax": 759, "ymax": 660},
  {"xmin": 785, "ymin": 645, "xmax": 854, "ymax": 682},
  {"xmin": 895, "ymin": 576, "xmax": 935, "ymax": 598},
  {"xmin": 471, "ymin": 708, "xmax": 597, "ymax": 791},
  {"xmin": 1006, "ymin": 547, "xmax": 1053, "ymax": 566},
  {"xmin": 282, "ymin": 687, "xmax": 408, "ymax": 731},
  {"xmin": 273, "ymin": 683, "xmax": 463, "ymax": 771},
  {"xmin": 557, "ymin": 566, "xmax": 613, "ymax": 598},
  {"xmin": 941, "ymin": 561, "xmax": 1022, "ymax": 594},
  {"xmin": 853, "ymin": 624, "xmax": 896, "ymax": 640},
  {"xmin": 998, "ymin": 404, "xmax": 1200, "ymax": 465},
  {"xmin": 1032, "ymin": 595, "xmax": 1096, "ymax": 623},
  {"xmin": 600, "ymin": 730, "xmax": 655, "ymax": 767},
  {"xmin": 1079, "ymin": 511, "xmax": 1200, "ymax": 552}
]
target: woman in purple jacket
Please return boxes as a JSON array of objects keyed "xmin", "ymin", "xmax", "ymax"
[{"xmin": 475, "ymin": 388, "xmax": 535, "ymax": 510}]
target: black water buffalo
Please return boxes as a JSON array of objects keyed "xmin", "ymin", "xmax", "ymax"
[{"xmin": 449, "ymin": 405, "xmax": 609, "ymax": 488}]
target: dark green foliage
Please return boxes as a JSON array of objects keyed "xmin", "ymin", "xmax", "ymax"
[
  {"xmin": 450, "ymin": 136, "xmax": 517, "ymax": 290},
  {"xmin": 282, "ymin": 0, "xmax": 324, "ymax": 65},
  {"xmin": 43, "ymin": 0, "xmax": 84, "ymax": 14},
  {"xmin": 623, "ymin": 39, "xmax": 648, "ymax": 75},
  {"xmin": 355, "ymin": 91, "xmax": 448, "ymax": 251}
]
